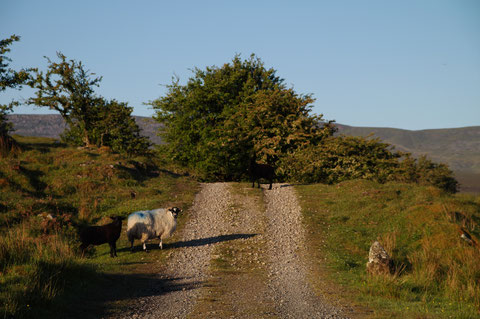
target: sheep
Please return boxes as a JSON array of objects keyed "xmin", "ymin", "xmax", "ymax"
[
  {"xmin": 79, "ymin": 215, "xmax": 125, "ymax": 258},
  {"xmin": 126, "ymin": 207, "xmax": 181, "ymax": 252},
  {"xmin": 249, "ymin": 156, "xmax": 275, "ymax": 190}
]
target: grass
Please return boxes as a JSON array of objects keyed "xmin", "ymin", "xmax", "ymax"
[
  {"xmin": 3, "ymin": 135, "xmax": 478, "ymax": 318},
  {"xmin": 296, "ymin": 180, "xmax": 480, "ymax": 318},
  {"xmin": 0, "ymin": 135, "xmax": 199, "ymax": 318}
]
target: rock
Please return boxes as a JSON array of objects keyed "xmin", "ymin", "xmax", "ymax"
[{"xmin": 366, "ymin": 241, "xmax": 395, "ymax": 275}]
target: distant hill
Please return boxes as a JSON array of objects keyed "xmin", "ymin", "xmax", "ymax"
[
  {"xmin": 7, "ymin": 114, "xmax": 163, "ymax": 145},
  {"xmin": 335, "ymin": 124, "xmax": 480, "ymax": 193},
  {"xmin": 335, "ymin": 124, "xmax": 480, "ymax": 174},
  {"xmin": 7, "ymin": 114, "xmax": 480, "ymax": 192}
]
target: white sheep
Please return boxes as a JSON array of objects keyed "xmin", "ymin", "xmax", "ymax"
[{"xmin": 126, "ymin": 207, "xmax": 181, "ymax": 251}]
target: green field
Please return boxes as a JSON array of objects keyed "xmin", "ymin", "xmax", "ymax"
[{"xmin": 297, "ymin": 180, "xmax": 480, "ymax": 318}]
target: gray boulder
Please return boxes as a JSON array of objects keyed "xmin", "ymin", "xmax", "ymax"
[{"xmin": 366, "ymin": 241, "xmax": 395, "ymax": 275}]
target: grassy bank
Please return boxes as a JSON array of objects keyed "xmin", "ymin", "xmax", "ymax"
[
  {"xmin": 0, "ymin": 136, "xmax": 199, "ymax": 318},
  {"xmin": 297, "ymin": 180, "xmax": 480, "ymax": 318}
]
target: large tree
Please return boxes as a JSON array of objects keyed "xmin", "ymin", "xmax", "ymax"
[
  {"xmin": 28, "ymin": 52, "xmax": 102, "ymax": 147},
  {"xmin": 0, "ymin": 35, "xmax": 33, "ymax": 156},
  {"xmin": 28, "ymin": 53, "xmax": 149, "ymax": 155},
  {"xmin": 150, "ymin": 54, "xmax": 333, "ymax": 180}
]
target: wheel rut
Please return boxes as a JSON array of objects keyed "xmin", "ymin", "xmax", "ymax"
[
  {"xmin": 110, "ymin": 182, "xmax": 350, "ymax": 318},
  {"xmin": 264, "ymin": 184, "xmax": 347, "ymax": 318}
]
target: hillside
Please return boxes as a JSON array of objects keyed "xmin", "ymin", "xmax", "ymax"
[
  {"xmin": 7, "ymin": 114, "xmax": 163, "ymax": 145},
  {"xmin": 7, "ymin": 114, "xmax": 480, "ymax": 192},
  {"xmin": 336, "ymin": 124, "xmax": 480, "ymax": 173},
  {"xmin": 335, "ymin": 124, "xmax": 480, "ymax": 193}
]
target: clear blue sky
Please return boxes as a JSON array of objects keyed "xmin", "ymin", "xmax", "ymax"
[{"xmin": 1, "ymin": 0, "xmax": 479, "ymax": 130}]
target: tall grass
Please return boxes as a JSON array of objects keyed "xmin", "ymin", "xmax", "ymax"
[
  {"xmin": 297, "ymin": 180, "xmax": 480, "ymax": 318},
  {"xmin": 0, "ymin": 136, "xmax": 199, "ymax": 318},
  {"xmin": 0, "ymin": 220, "xmax": 85, "ymax": 318}
]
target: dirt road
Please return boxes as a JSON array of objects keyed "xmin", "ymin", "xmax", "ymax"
[{"xmin": 110, "ymin": 183, "xmax": 350, "ymax": 318}]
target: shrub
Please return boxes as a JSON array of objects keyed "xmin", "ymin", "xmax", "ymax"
[
  {"xmin": 280, "ymin": 135, "xmax": 458, "ymax": 193},
  {"xmin": 150, "ymin": 54, "xmax": 333, "ymax": 180}
]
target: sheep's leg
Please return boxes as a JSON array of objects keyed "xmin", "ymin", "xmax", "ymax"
[
  {"xmin": 111, "ymin": 242, "xmax": 118, "ymax": 257},
  {"xmin": 109, "ymin": 242, "xmax": 115, "ymax": 258},
  {"xmin": 130, "ymin": 239, "xmax": 134, "ymax": 252},
  {"xmin": 141, "ymin": 233, "xmax": 149, "ymax": 252},
  {"xmin": 79, "ymin": 243, "xmax": 87, "ymax": 257},
  {"xmin": 159, "ymin": 239, "xmax": 163, "ymax": 250},
  {"xmin": 269, "ymin": 179, "xmax": 272, "ymax": 190}
]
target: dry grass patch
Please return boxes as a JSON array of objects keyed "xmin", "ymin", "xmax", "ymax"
[
  {"xmin": 0, "ymin": 136, "xmax": 199, "ymax": 318},
  {"xmin": 297, "ymin": 180, "xmax": 480, "ymax": 318}
]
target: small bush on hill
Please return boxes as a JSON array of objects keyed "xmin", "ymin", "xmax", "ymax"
[
  {"xmin": 394, "ymin": 154, "xmax": 458, "ymax": 193},
  {"xmin": 61, "ymin": 99, "xmax": 151, "ymax": 155},
  {"xmin": 281, "ymin": 135, "xmax": 458, "ymax": 193},
  {"xmin": 279, "ymin": 135, "xmax": 400, "ymax": 184}
]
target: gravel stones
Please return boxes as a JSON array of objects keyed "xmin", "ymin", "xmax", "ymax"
[
  {"xmin": 109, "ymin": 183, "xmax": 233, "ymax": 319},
  {"xmin": 264, "ymin": 184, "xmax": 347, "ymax": 318},
  {"xmin": 108, "ymin": 182, "xmax": 350, "ymax": 318}
]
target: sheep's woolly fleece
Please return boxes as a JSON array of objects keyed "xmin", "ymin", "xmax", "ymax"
[{"xmin": 108, "ymin": 183, "xmax": 350, "ymax": 319}]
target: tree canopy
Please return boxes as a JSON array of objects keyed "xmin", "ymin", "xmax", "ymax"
[
  {"xmin": 150, "ymin": 54, "xmax": 333, "ymax": 180},
  {"xmin": 0, "ymin": 35, "xmax": 34, "ymax": 156},
  {"xmin": 28, "ymin": 52, "xmax": 103, "ymax": 147},
  {"xmin": 28, "ymin": 53, "xmax": 150, "ymax": 155},
  {"xmin": 150, "ymin": 54, "xmax": 457, "ymax": 192}
]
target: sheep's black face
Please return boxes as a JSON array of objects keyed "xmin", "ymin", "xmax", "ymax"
[{"xmin": 169, "ymin": 207, "xmax": 181, "ymax": 219}]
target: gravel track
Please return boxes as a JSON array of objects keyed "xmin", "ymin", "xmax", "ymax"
[
  {"xmin": 112, "ymin": 183, "xmax": 233, "ymax": 319},
  {"xmin": 110, "ymin": 182, "xmax": 350, "ymax": 318},
  {"xmin": 264, "ymin": 184, "xmax": 347, "ymax": 319}
]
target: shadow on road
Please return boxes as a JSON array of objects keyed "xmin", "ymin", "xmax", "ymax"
[
  {"xmin": 64, "ymin": 272, "xmax": 203, "ymax": 319},
  {"xmin": 123, "ymin": 233, "xmax": 258, "ymax": 253},
  {"xmin": 170, "ymin": 233, "xmax": 257, "ymax": 248},
  {"xmin": 75, "ymin": 234, "xmax": 258, "ymax": 317}
]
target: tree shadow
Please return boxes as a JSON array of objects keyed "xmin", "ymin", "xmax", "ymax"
[
  {"xmin": 171, "ymin": 233, "xmax": 257, "ymax": 249},
  {"xmin": 19, "ymin": 166, "xmax": 47, "ymax": 195},
  {"xmin": 123, "ymin": 233, "xmax": 257, "ymax": 253},
  {"xmin": 157, "ymin": 168, "xmax": 189, "ymax": 178},
  {"xmin": 50, "ymin": 271, "xmax": 203, "ymax": 319},
  {"xmin": 17, "ymin": 140, "xmax": 66, "ymax": 153}
]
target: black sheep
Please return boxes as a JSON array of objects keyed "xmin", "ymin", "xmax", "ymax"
[
  {"xmin": 249, "ymin": 156, "xmax": 275, "ymax": 190},
  {"xmin": 79, "ymin": 216, "xmax": 125, "ymax": 258}
]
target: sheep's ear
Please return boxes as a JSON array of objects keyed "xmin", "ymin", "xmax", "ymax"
[{"xmin": 169, "ymin": 207, "xmax": 181, "ymax": 216}]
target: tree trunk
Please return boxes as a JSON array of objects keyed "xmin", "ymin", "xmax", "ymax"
[
  {"xmin": 83, "ymin": 128, "xmax": 92, "ymax": 147},
  {"xmin": 0, "ymin": 133, "xmax": 21, "ymax": 157}
]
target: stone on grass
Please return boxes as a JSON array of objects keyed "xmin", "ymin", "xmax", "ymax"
[{"xmin": 366, "ymin": 241, "xmax": 395, "ymax": 275}]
